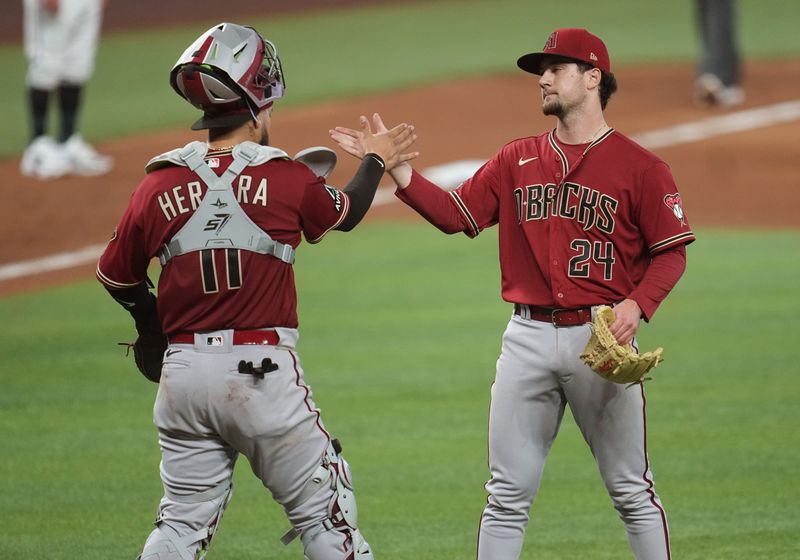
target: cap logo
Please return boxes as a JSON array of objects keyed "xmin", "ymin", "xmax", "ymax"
[
  {"xmin": 543, "ymin": 31, "xmax": 558, "ymax": 50},
  {"xmin": 590, "ymin": 52, "xmax": 598, "ymax": 61}
]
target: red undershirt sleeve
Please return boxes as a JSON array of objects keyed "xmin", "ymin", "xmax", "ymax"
[
  {"xmin": 628, "ymin": 244, "xmax": 687, "ymax": 321},
  {"xmin": 395, "ymin": 170, "xmax": 473, "ymax": 235}
]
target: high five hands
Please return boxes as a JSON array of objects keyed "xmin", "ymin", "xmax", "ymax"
[{"xmin": 329, "ymin": 113, "xmax": 418, "ymax": 171}]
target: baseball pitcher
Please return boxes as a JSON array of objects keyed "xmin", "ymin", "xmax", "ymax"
[
  {"xmin": 332, "ymin": 28, "xmax": 693, "ymax": 560},
  {"xmin": 97, "ymin": 23, "xmax": 416, "ymax": 560}
]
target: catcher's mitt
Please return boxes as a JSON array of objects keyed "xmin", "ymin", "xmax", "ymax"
[
  {"xmin": 580, "ymin": 305, "xmax": 663, "ymax": 384},
  {"xmin": 294, "ymin": 146, "xmax": 337, "ymax": 179},
  {"xmin": 120, "ymin": 332, "xmax": 168, "ymax": 383}
]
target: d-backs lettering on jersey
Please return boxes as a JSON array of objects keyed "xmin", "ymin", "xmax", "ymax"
[
  {"xmin": 396, "ymin": 129, "xmax": 695, "ymax": 308},
  {"xmin": 97, "ymin": 151, "xmax": 350, "ymax": 334}
]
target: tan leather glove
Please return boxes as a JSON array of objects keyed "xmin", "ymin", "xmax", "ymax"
[{"xmin": 580, "ymin": 306, "xmax": 664, "ymax": 384}]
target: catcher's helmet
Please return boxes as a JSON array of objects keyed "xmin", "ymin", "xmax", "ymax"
[{"xmin": 170, "ymin": 23, "xmax": 286, "ymax": 130}]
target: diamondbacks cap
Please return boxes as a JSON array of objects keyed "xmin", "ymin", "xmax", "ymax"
[{"xmin": 517, "ymin": 28, "xmax": 611, "ymax": 75}]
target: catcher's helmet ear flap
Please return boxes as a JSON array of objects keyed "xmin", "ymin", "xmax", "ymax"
[{"xmin": 170, "ymin": 23, "xmax": 286, "ymax": 128}]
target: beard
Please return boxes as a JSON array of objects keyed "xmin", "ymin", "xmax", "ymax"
[{"xmin": 542, "ymin": 98, "xmax": 565, "ymax": 117}]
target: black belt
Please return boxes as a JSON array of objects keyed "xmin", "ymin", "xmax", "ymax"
[{"xmin": 514, "ymin": 304, "xmax": 594, "ymax": 327}]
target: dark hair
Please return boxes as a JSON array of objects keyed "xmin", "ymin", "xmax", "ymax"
[
  {"xmin": 208, "ymin": 124, "xmax": 243, "ymax": 142},
  {"xmin": 577, "ymin": 62, "xmax": 618, "ymax": 110}
]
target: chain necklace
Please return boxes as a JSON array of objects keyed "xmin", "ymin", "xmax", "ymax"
[
  {"xmin": 584, "ymin": 123, "xmax": 609, "ymax": 145},
  {"xmin": 557, "ymin": 122, "xmax": 610, "ymax": 148},
  {"xmin": 579, "ymin": 123, "xmax": 610, "ymax": 157},
  {"xmin": 207, "ymin": 144, "xmax": 235, "ymax": 152}
]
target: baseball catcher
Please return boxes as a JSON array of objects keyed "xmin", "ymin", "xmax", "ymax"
[
  {"xmin": 580, "ymin": 305, "xmax": 664, "ymax": 384},
  {"xmin": 97, "ymin": 21, "xmax": 417, "ymax": 560}
]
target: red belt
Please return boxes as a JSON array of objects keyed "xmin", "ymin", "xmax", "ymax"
[
  {"xmin": 169, "ymin": 329, "xmax": 280, "ymax": 346},
  {"xmin": 514, "ymin": 304, "xmax": 593, "ymax": 327}
]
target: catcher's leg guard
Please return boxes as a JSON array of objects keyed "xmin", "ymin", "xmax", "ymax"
[
  {"xmin": 138, "ymin": 482, "xmax": 233, "ymax": 560},
  {"xmin": 281, "ymin": 440, "xmax": 374, "ymax": 560}
]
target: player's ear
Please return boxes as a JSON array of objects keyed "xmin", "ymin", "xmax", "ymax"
[
  {"xmin": 249, "ymin": 108, "xmax": 269, "ymax": 135},
  {"xmin": 583, "ymin": 67, "xmax": 601, "ymax": 92}
]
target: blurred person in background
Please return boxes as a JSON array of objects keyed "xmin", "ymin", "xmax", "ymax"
[
  {"xmin": 20, "ymin": 0, "xmax": 113, "ymax": 179},
  {"xmin": 694, "ymin": 0, "xmax": 744, "ymax": 107}
]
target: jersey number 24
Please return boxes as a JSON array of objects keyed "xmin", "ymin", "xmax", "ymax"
[{"xmin": 568, "ymin": 239, "xmax": 615, "ymax": 280}]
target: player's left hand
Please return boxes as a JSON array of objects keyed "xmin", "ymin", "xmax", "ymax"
[{"xmin": 609, "ymin": 299, "xmax": 642, "ymax": 345}]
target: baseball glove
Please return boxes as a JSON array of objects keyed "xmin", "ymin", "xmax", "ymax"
[
  {"xmin": 294, "ymin": 146, "xmax": 337, "ymax": 179},
  {"xmin": 580, "ymin": 305, "xmax": 664, "ymax": 384},
  {"xmin": 120, "ymin": 332, "xmax": 168, "ymax": 383}
]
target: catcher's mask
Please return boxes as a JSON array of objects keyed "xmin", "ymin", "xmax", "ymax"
[{"xmin": 170, "ymin": 22, "xmax": 286, "ymax": 130}]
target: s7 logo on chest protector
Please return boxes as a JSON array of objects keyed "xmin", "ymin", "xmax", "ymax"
[
  {"xmin": 204, "ymin": 213, "xmax": 232, "ymax": 233},
  {"xmin": 663, "ymin": 193, "xmax": 686, "ymax": 225}
]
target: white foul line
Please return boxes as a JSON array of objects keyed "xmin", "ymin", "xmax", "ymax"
[
  {"xmin": 2, "ymin": 99, "xmax": 799, "ymax": 283},
  {"xmin": 0, "ymin": 243, "xmax": 109, "ymax": 282},
  {"xmin": 631, "ymin": 100, "xmax": 800, "ymax": 149}
]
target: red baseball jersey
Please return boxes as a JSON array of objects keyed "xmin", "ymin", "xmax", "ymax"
[
  {"xmin": 397, "ymin": 129, "xmax": 694, "ymax": 309},
  {"xmin": 97, "ymin": 148, "xmax": 350, "ymax": 334}
]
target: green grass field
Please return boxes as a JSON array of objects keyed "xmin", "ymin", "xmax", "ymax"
[{"xmin": 1, "ymin": 226, "xmax": 799, "ymax": 559}]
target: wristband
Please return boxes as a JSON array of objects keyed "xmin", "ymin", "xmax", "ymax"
[{"xmin": 364, "ymin": 153, "xmax": 386, "ymax": 170}]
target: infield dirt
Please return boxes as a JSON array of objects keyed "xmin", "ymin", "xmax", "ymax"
[{"xmin": 2, "ymin": 9, "xmax": 798, "ymax": 295}]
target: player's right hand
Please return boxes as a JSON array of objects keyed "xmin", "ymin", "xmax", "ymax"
[{"xmin": 329, "ymin": 113, "xmax": 419, "ymax": 171}]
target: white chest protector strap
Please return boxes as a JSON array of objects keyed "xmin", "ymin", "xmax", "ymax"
[{"xmin": 156, "ymin": 141, "xmax": 295, "ymax": 266}]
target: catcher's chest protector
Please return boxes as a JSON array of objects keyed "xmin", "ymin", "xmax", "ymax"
[{"xmin": 155, "ymin": 141, "xmax": 296, "ymax": 266}]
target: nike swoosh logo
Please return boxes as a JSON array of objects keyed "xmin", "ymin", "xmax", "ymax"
[
  {"xmin": 518, "ymin": 156, "xmax": 539, "ymax": 166},
  {"xmin": 165, "ymin": 349, "xmax": 181, "ymax": 357}
]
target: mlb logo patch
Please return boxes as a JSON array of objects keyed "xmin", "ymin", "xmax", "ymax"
[
  {"xmin": 206, "ymin": 335, "xmax": 224, "ymax": 346},
  {"xmin": 208, "ymin": 158, "xmax": 220, "ymax": 168}
]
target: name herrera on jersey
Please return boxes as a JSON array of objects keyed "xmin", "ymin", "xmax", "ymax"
[
  {"xmin": 513, "ymin": 182, "xmax": 618, "ymax": 233},
  {"xmin": 157, "ymin": 175, "xmax": 268, "ymax": 221}
]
